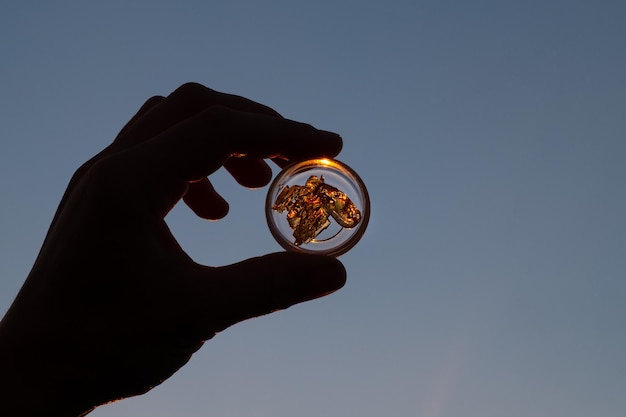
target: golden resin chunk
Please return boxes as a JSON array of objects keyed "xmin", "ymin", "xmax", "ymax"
[{"xmin": 272, "ymin": 175, "xmax": 361, "ymax": 245}]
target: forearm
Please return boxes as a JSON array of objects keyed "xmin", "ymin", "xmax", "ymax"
[{"xmin": 0, "ymin": 297, "xmax": 94, "ymax": 416}]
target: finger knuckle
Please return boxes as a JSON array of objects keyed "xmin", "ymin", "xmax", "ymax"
[{"xmin": 172, "ymin": 82, "xmax": 215, "ymax": 99}]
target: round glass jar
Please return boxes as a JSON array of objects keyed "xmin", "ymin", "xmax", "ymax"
[{"xmin": 265, "ymin": 158, "xmax": 370, "ymax": 256}]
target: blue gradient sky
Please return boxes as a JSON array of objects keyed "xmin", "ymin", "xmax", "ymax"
[{"xmin": 1, "ymin": 1, "xmax": 625, "ymax": 416}]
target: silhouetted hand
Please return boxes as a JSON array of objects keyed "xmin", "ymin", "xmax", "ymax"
[{"xmin": 0, "ymin": 83, "xmax": 346, "ymax": 416}]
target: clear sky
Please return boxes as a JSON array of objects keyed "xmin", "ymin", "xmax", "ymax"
[{"xmin": 1, "ymin": 1, "xmax": 625, "ymax": 416}]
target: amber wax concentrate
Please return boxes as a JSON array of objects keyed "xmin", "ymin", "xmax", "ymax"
[{"xmin": 266, "ymin": 159, "xmax": 370, "ymax": 257}]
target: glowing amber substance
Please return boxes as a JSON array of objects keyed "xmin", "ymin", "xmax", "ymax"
[{"xmin": 272, "ymin": 175, "xmax": 361, "ymax": 245}]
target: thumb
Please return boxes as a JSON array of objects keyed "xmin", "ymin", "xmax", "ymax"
[{"xmin": 190, "ymin": 253, "xmax": 346, "ymax": 336}]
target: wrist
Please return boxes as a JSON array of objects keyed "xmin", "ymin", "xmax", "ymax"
[{"xmin": 0, "ymin": 305, "xmax": 94, "ymax": 416}]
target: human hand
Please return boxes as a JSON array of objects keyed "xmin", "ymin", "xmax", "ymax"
[{"xmin": 0, "ymin": 83, "xmax": 346, "ymax": 416}]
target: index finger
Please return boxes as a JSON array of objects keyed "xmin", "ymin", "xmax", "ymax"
[
  {"xmin": 114, "ymin": 105, "xmax": 342, "ymax": 215},
  {"xmin": 139, "ymin": 105, "xmax": 343, "ymax": 181}
]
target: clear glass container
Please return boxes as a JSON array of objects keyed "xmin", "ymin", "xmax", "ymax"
[{"xmin": 265, "ymin": 158, "xmax": 370, "ymax": 256}]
